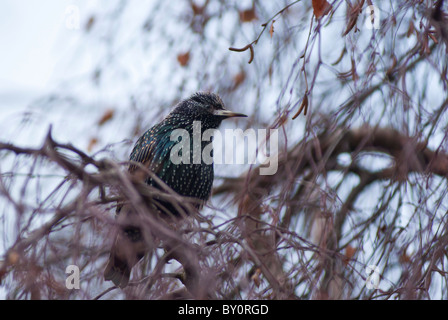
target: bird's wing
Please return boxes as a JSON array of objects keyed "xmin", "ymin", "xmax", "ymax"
[
  {"xmin": 128, "ymin": 125, "xmax": 177, "ymax": 179},
  {"xmin": 116, "ymin": 125, "xmax": 176, "ymax": 214}
]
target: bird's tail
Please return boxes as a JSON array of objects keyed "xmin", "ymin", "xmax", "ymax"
[
  {"xmin": 104, "ymin": 253, "xmax": 131, "ymax": 288},
  {"xmin": 104, "ymin": 226, "xmax": 148, "ymax": 288}
]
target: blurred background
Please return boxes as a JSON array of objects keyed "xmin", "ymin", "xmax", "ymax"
[{"xmin": 1, "ymin": 0, "xmax": 448, "ymax": 299}]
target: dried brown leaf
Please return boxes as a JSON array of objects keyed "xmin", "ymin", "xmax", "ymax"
[
  {"xmin": 98, "ymin": 109, "xmax": 115, "ymax": 126},
  {"xmin": 177, "ymin": 51, "xmax": 190, "ymax": 67},
  {"xmin": 343, "ymin": 245, "xmax": 357, "ymax": 265},
  {"xmin": 85, "ymin": 16, "xmax": 95, "ymax": 32},
  {"xmin": 312, "ymin": 0, "xmax": 332, "ymax": 18},
  {"xmin": 87, "ymin": 137, "xmax": 98, "ymax": 152},
  {"xmin": 342, "ymin": 0, "xmax": 364, "ymax": 36},
  {"xmin": 240, "ymin": 8, "xmax": 257, "ymax": 22},
  {"xmin": 269, "ymin": 20, "xmax": 275, "ymax": 38},
  {"xmin": 251, "ymin": 268, "xmax": 262, "ymax": 287},
  {"xmin": 233, "ymin": 71, "xmax": 246, "ymax": 88}
]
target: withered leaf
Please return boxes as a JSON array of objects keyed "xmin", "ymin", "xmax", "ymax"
[
  {"xmin": 98, "ymin": 109, "xmax": 115, "ymax": 126},
  {"xmin": 240, "ymin": 7, "xmax": 257, "ymax": 22},
  {"xmin": 312, "ymin": 0, "xmax": 332, "ymax": 18},
  {"xmin": 233, "ymin": 71, "xmax": 246, "ymax": 88},
  {"xmin": 344, "ymin": 245, "xmax": 357, "ymax": 265},
  {"xmin": 177, "ymin": 51, "xmax": 190, "ymax": 67},
  {"xmin": 87, "ymin": 137, "xmax": 98, "ymax": 152},
  {"xmin": 85, "ymin": 16, "xmax": 95, "ymax": 32},
  {"xmin": 251, "ymin": 268, "xmax": 262, "ymax": 287},
  {"xmin": 269, "ymin": 20, "xmax": 275, "ymax": 38},
  {"xmin": 342, "ymin": 0, "xmax": 364, "ymax": 36}
]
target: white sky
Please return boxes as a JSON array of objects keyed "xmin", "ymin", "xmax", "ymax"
[
  {"xmin": 1, "ymin": 2, "xmax": 71, "ymax": 95},
  {"xmin": 0, "ymin": 1, "xmax": 104, "ymax": 121}
]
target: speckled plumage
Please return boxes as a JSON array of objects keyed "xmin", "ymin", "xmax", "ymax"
[
  {"xmin": 104, "ymin": 92, "xmax": 246, "ymax": 287},
  {"xmin": 128, "ymin": 93, "xmax": 226, "ymax": 207}
]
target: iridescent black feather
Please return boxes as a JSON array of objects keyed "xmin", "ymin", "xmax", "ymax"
[{"xmin": 104, "ymin": 92, "xmax": 246, "ymax": 287}]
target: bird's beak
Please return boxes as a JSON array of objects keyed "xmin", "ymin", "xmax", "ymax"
[{"xmin": 213, "ymin": 109, "xmax": 247, "ymax": 118}]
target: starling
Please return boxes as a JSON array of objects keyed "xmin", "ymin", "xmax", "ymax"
[{"xmin": 104, "ymin": 92, "xmax": 247, "ymax": 287}]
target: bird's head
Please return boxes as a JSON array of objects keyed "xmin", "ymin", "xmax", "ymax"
[
  {"xmin": 188, "ymin": 92, "xmax": 247, "ymax": 119},
  {"xmin": 171, "ymin": 92, "xmax": 247, "ymax": 130}
]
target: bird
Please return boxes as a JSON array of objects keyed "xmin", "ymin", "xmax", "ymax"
[{"xmin": 104, "ymin": 92, "xmax": 247, "ymax": 288}]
